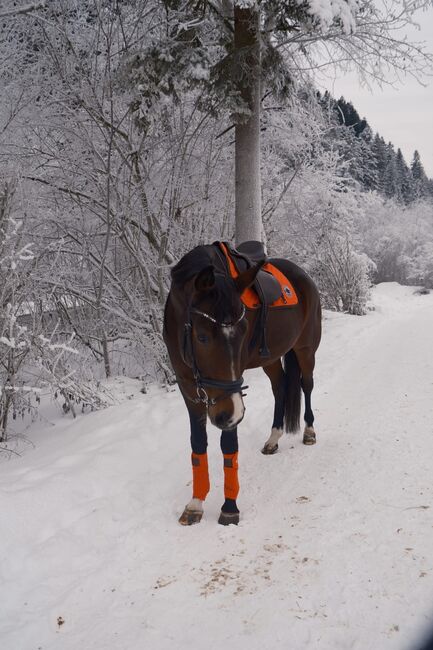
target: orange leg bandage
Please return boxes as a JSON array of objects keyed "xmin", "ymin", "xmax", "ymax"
[
  {"xmin": 191, "ymin": 453, "xmax": 210, "ymax": 501},
  {"xmin": 223, "ymin": 452, "xmax": 239, "ymax": 500}
]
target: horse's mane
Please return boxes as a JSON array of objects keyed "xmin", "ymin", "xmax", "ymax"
[
  {"xmin": 170, "ymin": 244, "xmax": 241, "ymax": 322},
  {"xmin": 170, "ymin": 245, "xmax": 213, "ymax": 287}
]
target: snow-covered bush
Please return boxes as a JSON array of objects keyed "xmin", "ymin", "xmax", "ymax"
[
  {"xmin": 406, "ymin": 241, "xmax": 433, "ymax": 290},
  {"xmin": 0, "ymin": 183, "xmax": 105, "ymax": 442},
  {"xmin": 310, "ymin": 235, "xmax": 375, "ymax": 315},
  {"xmin": 360, "ymin": 197, "xmax": 433, "ymax": 289}
]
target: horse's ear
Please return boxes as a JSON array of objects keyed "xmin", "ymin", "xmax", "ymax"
[
  {"xmin": 194, "ymin": 265, "xmax": 215, "ymax": 292},
  {"xmin": 234, "ymin": 260, "xmax": 265, "ymax": 294}
]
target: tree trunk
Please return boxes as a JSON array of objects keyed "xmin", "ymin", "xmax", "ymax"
[
  {"xmin": 234, "ymin": 6, "xmax": 262, "ymax": 245},
  {"xmin": 101, "ymin": 331, "xmax": 111, "ymax": 379},
  {"xmin": 0, "ymin": 392, "xmax": 10, "ymax": 442}
]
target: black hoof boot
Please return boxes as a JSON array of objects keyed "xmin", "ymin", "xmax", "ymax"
[
  {"xmin": 218, "ymin": 498, "xmax": 239, "ymax": 525},
  {"xmin": 218, "ymin": 511, "xmax": 240, "ymax": 526}
]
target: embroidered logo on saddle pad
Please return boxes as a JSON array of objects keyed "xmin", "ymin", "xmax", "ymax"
[{"xmin": 219, "ymin": 242, "xmax": 298, "ymax": 309}]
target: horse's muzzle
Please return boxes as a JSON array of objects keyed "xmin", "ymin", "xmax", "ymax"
[{"xmin": 209, "ymin": 393, "xmax": 245, "ymax": 430}]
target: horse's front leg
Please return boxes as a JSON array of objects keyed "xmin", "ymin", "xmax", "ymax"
[
  {"xmin": 218, "ymin": 428, "xmax": 240, "ymax": 525},
  {"xmin": 179, "ymin": 400, "xmax": 209, "ymax": 525}
]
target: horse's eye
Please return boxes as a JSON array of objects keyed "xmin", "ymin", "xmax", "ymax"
[{"xmin": 197, "ymin": 333, "xmax": 208, "ymax": 344}]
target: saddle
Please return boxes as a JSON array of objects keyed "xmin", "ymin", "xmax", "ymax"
[
  {"xmin": 225, "ymin": 241, "xmax": 282, "ymax": 305},
  {"xmin": 217, "ymin": 241, "xmax": 298, "ymax": 357}
]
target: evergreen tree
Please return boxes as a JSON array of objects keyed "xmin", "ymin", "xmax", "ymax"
[
  {"xmin": 411, "ymin": 150, "xmax": 429, "ymax": 200},
  {"xmin": 411, "ymin": 150, "xmax": 426, "ymax": 180},
  {"xmin": 319, "ymin": 93, "xmax": 433, "ymax": 204},
  {"xmin": 371, "ymin": 135, "xmax": 388, "ymax": 195},
  {"xmin": 383, "ymin": 142, "xmax": 399, "ymax": 199},
  {"xmin": 355, "ymin": 127, "xmax": 378, "ymax": 191},
  {"xmin": 395, "ymin": 148, "xmax": 415, "ymax": 204},
  {"xmin": 335, "ymin": 97, "xmax": 368, "ymax": 137}
]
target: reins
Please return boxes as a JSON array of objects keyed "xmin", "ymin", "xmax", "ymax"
[{"xmin": 182, "ymin": 304, "xmax": 248, "ymax": 406}]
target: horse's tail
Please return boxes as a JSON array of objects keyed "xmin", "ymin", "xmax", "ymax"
[{"xmin": 283, "ymin": 349, "xmax": 301, "ymax": 433}]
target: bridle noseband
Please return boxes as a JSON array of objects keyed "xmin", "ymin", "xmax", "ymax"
[{"xmin": 183, "ymin": 304, "xmax": 248, "ymax": 406}]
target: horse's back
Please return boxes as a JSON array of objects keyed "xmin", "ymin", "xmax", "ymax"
[
  {"xmin": 270, "ymin": 258, "xmax": 320, "ymax": 308},
  {"xmin": 269, "ymin": 257, "xmax": 321, "ymax": 350}
]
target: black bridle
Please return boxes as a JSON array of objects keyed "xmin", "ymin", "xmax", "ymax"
[{"xmin": 182, "ymin": 304, "xmax": 248, "ymax": 406}]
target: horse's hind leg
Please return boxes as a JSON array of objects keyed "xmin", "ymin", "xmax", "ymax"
[
  {"xmin": 179, "ymin": 399, "xmax": 209, "ymax": 525},
  {"xmin": 261, "ymin": 360, "xmax": 286, "ymax": 455},
  {"xmin": 295, "ymin": 347, "xmax": 317, "ymax": 445}
]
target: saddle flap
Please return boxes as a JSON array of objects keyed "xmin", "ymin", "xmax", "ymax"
[
  {"xmin": 236, "ymin": 241, "xmax": 282, "ymax": 301},
  {"xmin": 256, "ymin": 270, "xmax": 283, "ymax": 304}
]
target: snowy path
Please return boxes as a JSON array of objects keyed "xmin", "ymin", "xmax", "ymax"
[{"xmin": 1, "ymin": 284, "xmax": 433, "ymax": 650}]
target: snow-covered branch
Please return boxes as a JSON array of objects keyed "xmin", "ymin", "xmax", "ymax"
[{"xmin": 0, "ymin": 2, "xmax": 45, "ymax": 20}]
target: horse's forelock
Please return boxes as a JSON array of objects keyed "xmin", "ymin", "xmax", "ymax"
[
  {"xmin": 171, "ymin": 245, "xmax": 241, "ymax": 322},
  {"xmin": 195, "ymin": 274, "xmax": 240, "ymax": 323}
]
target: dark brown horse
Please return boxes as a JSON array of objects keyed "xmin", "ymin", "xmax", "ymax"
[{"xmin": 163, "ymin": 242, "xmax": 321, "ymax": 526}]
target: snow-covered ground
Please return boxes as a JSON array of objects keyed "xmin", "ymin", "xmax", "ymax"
[{"xmin": 1, "ymin": 283, "xmax": 433, "ymax": 650}]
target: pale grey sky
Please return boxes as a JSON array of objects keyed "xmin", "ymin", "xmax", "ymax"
[{"xmin": 322, "ymin": 8, "xmax": 433, "ymax": 176}]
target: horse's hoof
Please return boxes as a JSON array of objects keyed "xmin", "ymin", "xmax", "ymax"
[
  {"xmin": 261, "ymin": 443, "xmax": 278, "ymax": 455},
  {"xmin": 303, "ymin": 430, "xmax": 316, "ymax": 445},
  {"xmin": 179, "ymin": 508, "xmax": 203, "ymax": 526},
  {"xmin": 218, "ymin": 511, "xmax": 240, "ymax": 526}
]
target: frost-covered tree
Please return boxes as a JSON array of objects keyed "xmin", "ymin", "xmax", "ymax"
[
  {"xmin": 411, "ymin": 150, "xmax": 430, "ymax": 200},
  {"xmin": 262, "ymin": 97, "xmax": 376, "ymax": 316},
  {"xmin": 1, "ymin": 0, "xmax": 232, "ymax": 381},
  {"xmin": 121, "ymin": 0, "xmax": 433, "ymax": 243},
  {"xmin": 358, "ymin": 193, "xmax": 433, "ymax": 288},
  {"xmin": 383, "ymin": 143, "xmax": 400, "ymax": 199},
  {"xmin": 395, "ymin": 148, "xmax": 414, "ymax": 204},
  {"xmin": 0, "ymin": 181, "xmax": 105, "ymax": 442}
]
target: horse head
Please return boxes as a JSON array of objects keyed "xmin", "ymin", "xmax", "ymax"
[{"xmin": 185, "ymin": 261, "xmax": 263, "ymax": 430}]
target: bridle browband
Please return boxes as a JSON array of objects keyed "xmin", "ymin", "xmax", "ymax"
[
  {"xmin": 182, "ymin": 304, "xmax": 248, "ymax": 406},
  {"xmin": 190, "ymin": 304, "xmax": 245, "ymax": 327}
]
